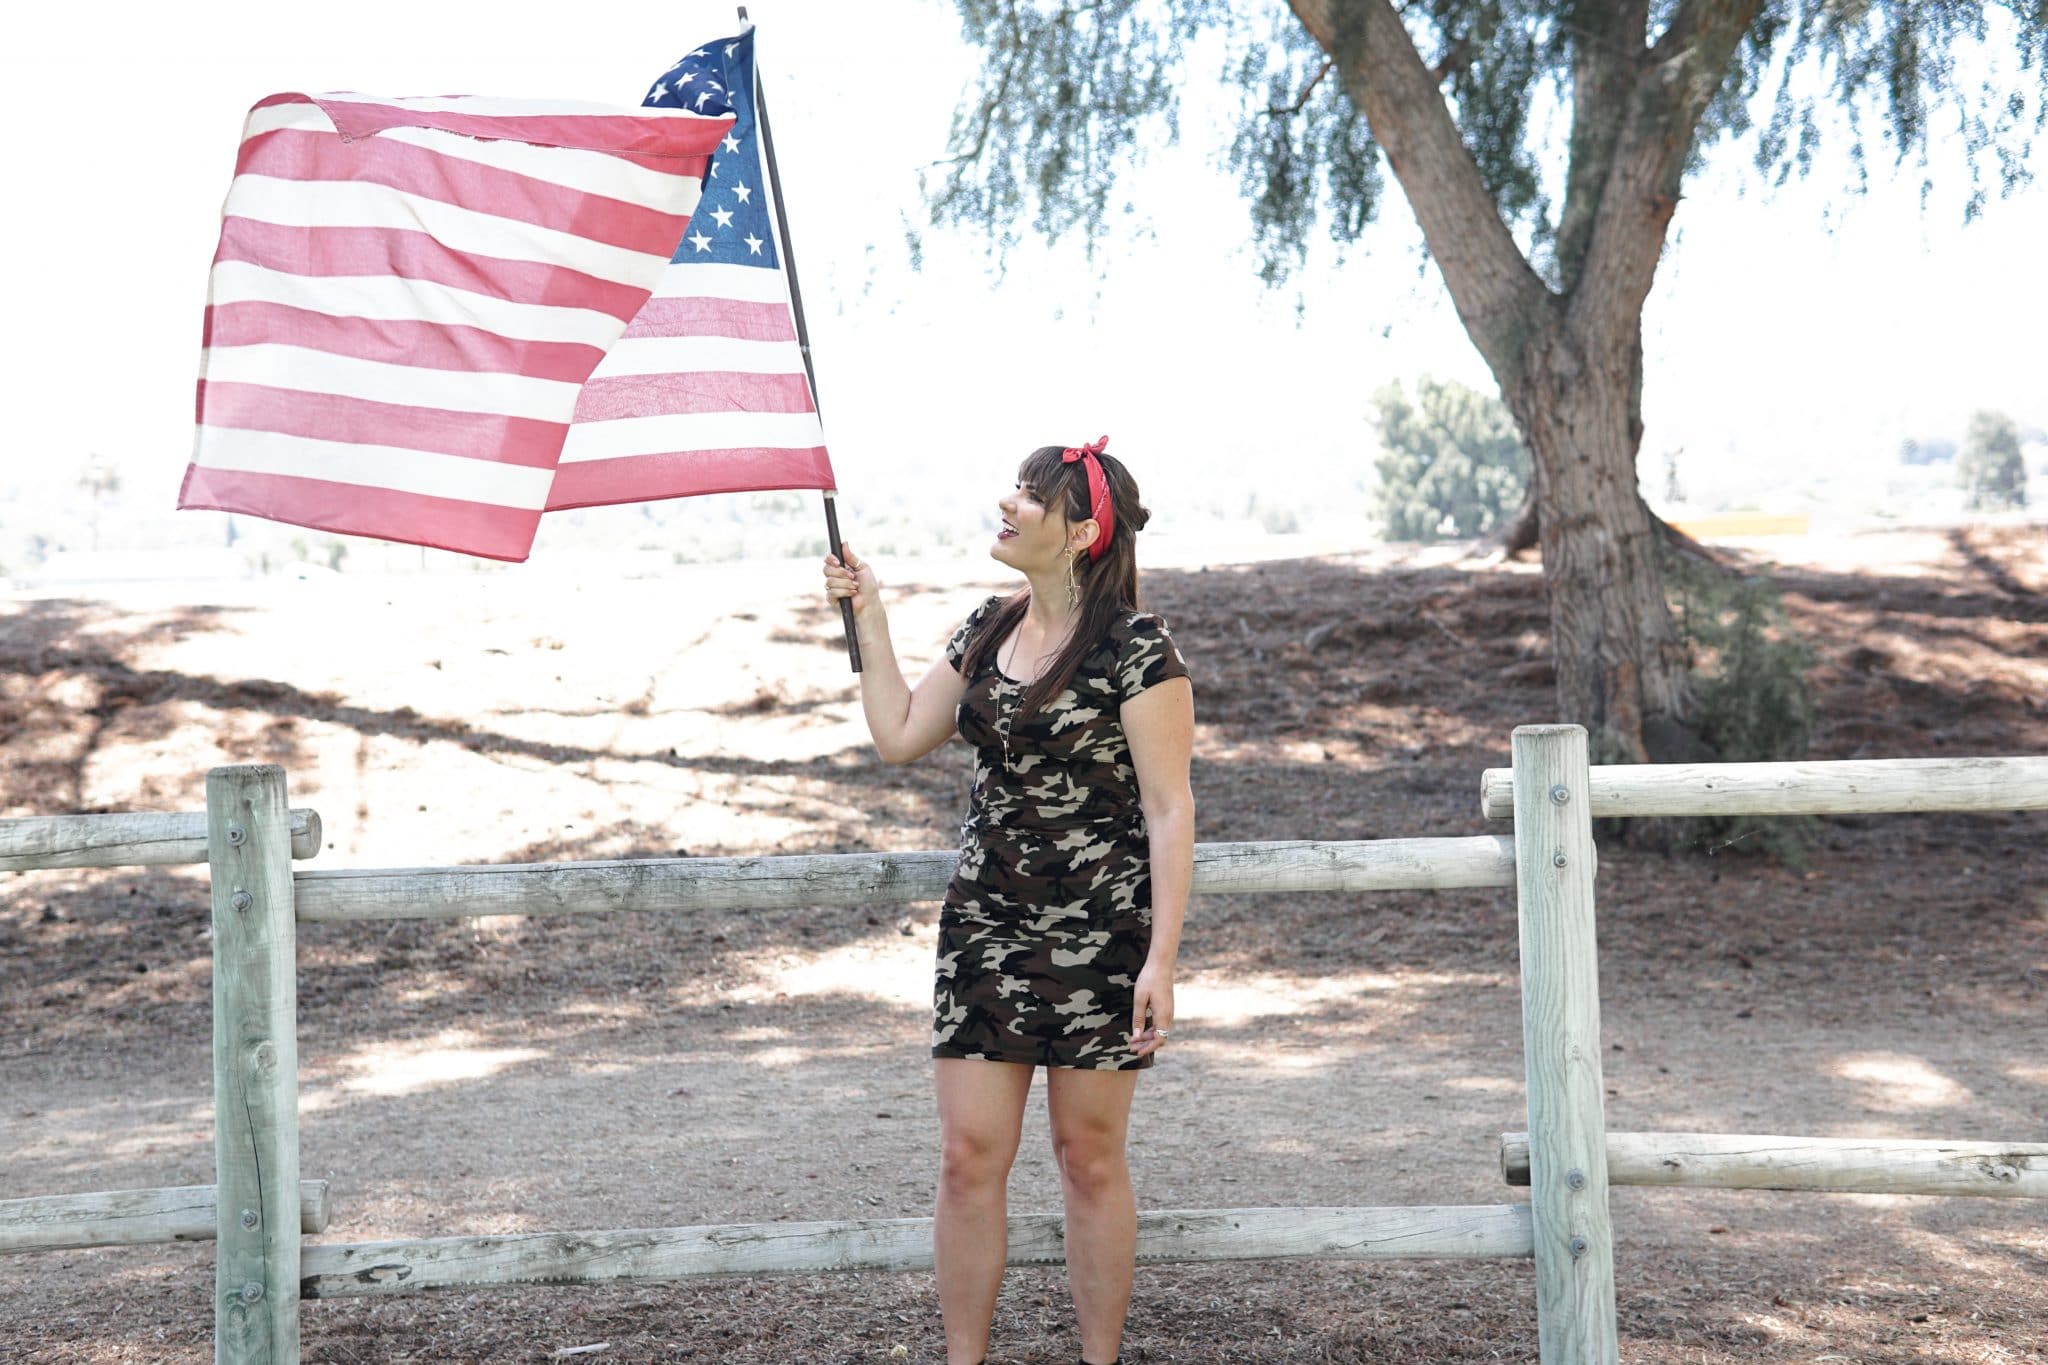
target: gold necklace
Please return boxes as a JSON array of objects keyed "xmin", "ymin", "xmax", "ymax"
[
  {"xmin": 997, "ymin": 679, "xmax": 1018, "ymax": 770},
  {"xmin": 995, "ymin": 621, "xmax": 1068, "ymax": 771}
]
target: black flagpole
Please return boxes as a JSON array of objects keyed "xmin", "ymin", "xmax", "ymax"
[{"xmin": 740, "ymin": 9, "xmax": 861, "ymax": 672}]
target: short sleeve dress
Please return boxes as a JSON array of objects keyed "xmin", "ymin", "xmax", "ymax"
[{"xmin": 931, "ymin": 595, "xmax": 1191, "ymax": 1070}]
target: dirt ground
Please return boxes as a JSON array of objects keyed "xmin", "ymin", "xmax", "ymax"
[{"xmin": 2, "ymin": 524, "xmax": 2044, "ymax": 1364}]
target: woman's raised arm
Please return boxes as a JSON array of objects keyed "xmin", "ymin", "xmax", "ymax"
[{"xmin": 823, "ymin": 544, "xmax": 969, "ymax": 765}]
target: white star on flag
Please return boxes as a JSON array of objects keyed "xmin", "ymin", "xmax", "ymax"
[
  {"xmin": 711, "ymin": 207, "xmax": 734, "ymax": 228},
  {"xmin": 732, "ymin": 182, "xmax": 752, "ymax": 203},
  {"xmin": 689, "ymin": 231, "xmax": 713, "ymax": 252},
  {"xmin": 744, "ymin": 233, "xmax": 764, "ymax": 255}
]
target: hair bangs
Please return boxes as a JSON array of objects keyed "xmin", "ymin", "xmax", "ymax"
[{"xmin": 1017, "ymin": 445, "xmax": 1088, "ymax": 521}]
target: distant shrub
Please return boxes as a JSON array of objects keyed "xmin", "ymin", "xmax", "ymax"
[
  {"xmin": 1897, "ymin": 436, "xmax": 1956, "ymax": 466},
  {"xmin": 1664, "ymin": 552, "xmax": 1818, "ymax": 862},
  {"xmin": 1370, "ymin": 377, "xmax": 1528, "ymax": 540},
  {"xmin": 1956, "ymin": 410, "xmax": 2028, "ymax": 510},
  {"xmin": 1247, "ymin": 492, "xmax": 1300, "ymax": 535}
]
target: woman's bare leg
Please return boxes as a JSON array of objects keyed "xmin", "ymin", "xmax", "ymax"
[
  {"xmin": 1046, "ymin": 1066, "xmax": 1141, "ymax": 1365},
  {"xmin": 933, "ymin": 1057, "xmax": 1034, "ymax": 1365}
]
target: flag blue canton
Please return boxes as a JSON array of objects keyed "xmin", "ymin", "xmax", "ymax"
[{"xmin": 644, "ymin": 30, "xmax": 780, "ymax": 270}]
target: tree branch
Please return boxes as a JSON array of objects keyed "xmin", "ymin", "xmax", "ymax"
[
  {"xmin": 1267, "ymin": 59, "xmax": 1335, "ymax": 117},
  {"xmin": 1553, "ymin": 0, "xmax": 1649, "ymax": 296},
  {"xmin": 1427, "ymin": 37, "xmax": 1471, "ymax": 85},
  {"xmin": 1286, "ymin": 0, "xmax": 1554, "ymax": 387},
  {"xmin": 1568, "ymin": 0, "xmax": 1763, "ymax": 344},
  {"xmin": 927, "ymin": 2, "xmax": 1026, "ymax": 172}
]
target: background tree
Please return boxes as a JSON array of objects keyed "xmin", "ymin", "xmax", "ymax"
[
  {"xmin": 923, "ymin": 0, "xmax": 2046, "ymax": 760},
  {"xmin": 77, "ymin": 458, "xmax": 122, "ymax": 553},
  {"xmin": 1371, "ymin": 376, "xmax": 1528, "ymax": 540},
  {"xmin": 1956, "ymin": 409, "xmax": 2029, "ymax": 510}
]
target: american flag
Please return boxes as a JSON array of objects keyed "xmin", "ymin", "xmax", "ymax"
[
  {"xmin": 549, "ymin": 28, "xmax": 834, "ymax": 512},
  {"xmin": 178, "ymin": 92, "xmax": 734, "ymax": 561}
]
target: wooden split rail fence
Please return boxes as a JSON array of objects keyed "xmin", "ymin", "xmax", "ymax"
[{"xmin": 3, "ymin": 730, "xmax": 2045, "ymax": 1364}]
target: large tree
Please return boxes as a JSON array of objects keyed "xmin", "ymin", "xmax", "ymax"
[{"xmin": 923, "ymin": 0, "xmax": 2045, "ymax": 760}]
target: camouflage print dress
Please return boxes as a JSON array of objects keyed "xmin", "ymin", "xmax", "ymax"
[{"xmin": 932, "ymin": 595, "xmax": 1191, "ymax": 1070}]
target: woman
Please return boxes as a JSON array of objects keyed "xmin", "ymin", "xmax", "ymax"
[{"xmin": 821, "ymin": 437, "xmax": 1194, "ymax": 1365}]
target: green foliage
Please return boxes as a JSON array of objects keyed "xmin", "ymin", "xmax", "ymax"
[
  {"xmin": 1370, "ymin": 377, "xmax": 1528, "ymax": 540},
  {"xmin": 927, "ymin": 1, "xmax": 2048, "ymax": 284},
  {"xmin": 1956, "ymin": 409, "xmax": 2029, "ymax": 510},
  {"xmin": 1663, "ymin": 551, "xmax": 1819, "ymax": 862},
  {"xmin": 1226, "ymin": 31, "xmax": 1386, "ymax": 286},
  {"xmin": 927, "ymin": 1, "xmax": 1229, "ymax": 256}
]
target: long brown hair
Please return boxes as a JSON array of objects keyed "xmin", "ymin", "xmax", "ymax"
[{"xmin": 960, "ymin": 444, "xmax": 1154, "ymax": 718}]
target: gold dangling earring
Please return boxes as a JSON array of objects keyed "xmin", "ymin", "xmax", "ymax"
[{"xmin": 1065, "ymin": 548, "xmax": 1080, "ymax": 610}]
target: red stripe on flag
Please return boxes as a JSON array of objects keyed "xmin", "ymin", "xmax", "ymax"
[
  {"xmin": 236, "ymin": 128, "xmax": 694, "ymax": 258},
  {"xmin": 306, "ymin": 96, "xmax": 734, "ymax": 162},
  {"xmin": 179, "ymin": 464, "xmax": 541, "ymax": 562},
  {"xmin": 622, "ymin": 297, "xmax": 796, "ymax": 342},
  {"xmin": 197, "ymin": 380, "xmax": 568, "ymax": 469},
  {"xmin": 214, "ymin": 219, "xmax": 653, "ymax": 321},
  {"xmin": 569, "ymin": 371, "xmax": 816, "ymax": 423},
  {"xmin": 205, "ymin": 302, "xmax": 607, "ymax": 383},
  {"xmin": 546, "ymin": 446, "xmax": 836, "ymax": 511}
]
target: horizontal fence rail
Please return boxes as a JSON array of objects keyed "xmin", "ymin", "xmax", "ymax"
[
  {"xmin": 1479, "ymin": 755, "xmax": 2048, "ymax": 821},
  {"xmin": 0, "ymin": 808, "xmax": 322, "ymax": 871},
  {"xmin": 291, "ymin": 836, "xmax": 1518, "ymax": 923},
  {"xmin": 0, "ymin": 1182, "xmax": 331, "ymax": 1254},
  {"xmin": 1500, "ymin": 1132, "xmax": 2048, "ymax": 1198},
  {"xmin": 300, "ymin": 1203, "xmax": 1536, "ymax": 1298}
]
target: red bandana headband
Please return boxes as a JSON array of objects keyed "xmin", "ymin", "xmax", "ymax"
[{"xmin": 1060, "ymin": 435, "xmax": 1115, "ymax": 561}]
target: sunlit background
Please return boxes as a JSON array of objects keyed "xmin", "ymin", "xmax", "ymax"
[{"xmin": 5, "ymin": 0, "xmax": 2044, "ymax": 580}]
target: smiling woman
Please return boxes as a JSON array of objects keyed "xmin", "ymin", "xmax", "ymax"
[{"xmin": 820, "ymin": 436, "xmax": 1194, "ymax": 1365}]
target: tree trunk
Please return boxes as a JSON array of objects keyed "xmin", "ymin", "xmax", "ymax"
[
  {"xmin": 1285, "ymin": 0, "xmax": 1762, "ymax": 760},
  {"xmin": 1497, "ymin": 489, "xmax": 1540, "ymax": 557},
  {"xmin": 1506, "ymin": 321, "xmax": 1690, "ymax": 763}
]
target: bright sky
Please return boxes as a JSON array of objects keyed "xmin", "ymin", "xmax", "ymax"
[{"xmin": 4, "ymin": 0, "xmax": 2042, "ymax": 541}]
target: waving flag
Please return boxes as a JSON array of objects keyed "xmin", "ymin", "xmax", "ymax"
[
  {"xmin": 550, "ymin": 28, "xmax": 835, "ymax": 511},
  {"xmin": 177, "ymin": 93, "xmax": 735, "ymax": 561}
]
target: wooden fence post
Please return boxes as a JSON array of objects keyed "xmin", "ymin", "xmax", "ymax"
[
  {"xmin": 1510, "ymin": 726, "xmax": 1618, "ymax": 1364},
  {"xmin": 207, "ymin": 765, "xmax": 300, "ymax": 1364}
]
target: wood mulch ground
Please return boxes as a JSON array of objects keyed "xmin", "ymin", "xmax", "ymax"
[{"xmin": 1, "ymin": 524, "xmax": 2044, "ymax": 1363}]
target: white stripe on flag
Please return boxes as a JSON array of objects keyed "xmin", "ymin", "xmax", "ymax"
[
  {"xmin": 192, "ymin": 425, "xmax": 556, "ymax": 508},
  {"xmin": 208, "ymin": 260, "xmax": 628, "ymax": 350},
  {"xmin": 242, "ymin": 98, "xmax": 336, "ymax": 136},
  {"xmin": 203, "ymin": 343, "xmax": 579, "ymax": 421},
  {"xmin": 242, "ymin": 102, "xmax": 706, "ymax": 208},
  {"xmin": 225, "ymin": 176, "xmax": 675, "ymax": 288},
  {"xmin": 646, "ymin": 261, "xmax": 799, "ymax": 304},
  {"xmin": 557, "ymin": 409, "xmax": 827, "ymax": 465},
  {"xmin": 592, "ymin": 335, "xmax": 812, "ymax": 377},
  {"xmin": 317, "ymin": 92, "xmax": 728, "ymax": 120}
]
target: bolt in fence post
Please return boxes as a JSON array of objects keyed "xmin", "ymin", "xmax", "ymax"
[
  {"xmin": 208, "ymin": 765, "xmax": 300, "ymax": 1364},
  {"xmin": 1510, "ymin": 725, "xmax": 1618, "ymax": 1364}
]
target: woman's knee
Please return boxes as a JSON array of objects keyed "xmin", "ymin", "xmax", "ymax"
[
  {"xmin": 939, "ymin": 1126, "xmax": 1018, "ymax": 1197},
  {"xmin": 1051, "ymin": 1129, "xmax": 1129, "ymax": 1199}
]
